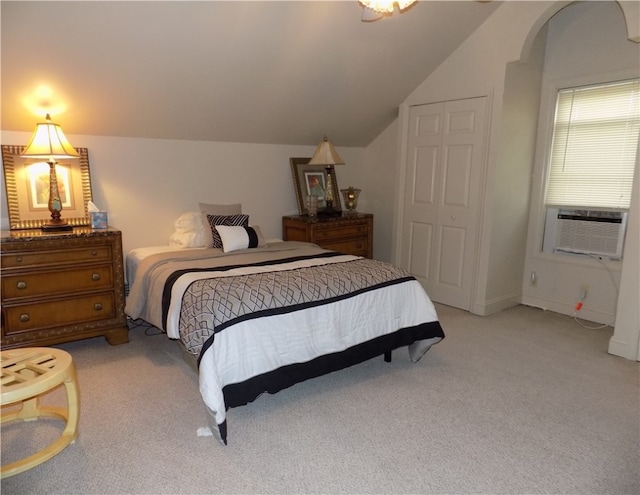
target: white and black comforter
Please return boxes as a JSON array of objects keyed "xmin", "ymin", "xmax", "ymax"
[{"xmin": 126, "ymin": 242, "xmax": 444, "ymax": 443}]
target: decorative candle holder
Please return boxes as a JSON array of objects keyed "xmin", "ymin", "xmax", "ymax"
[
  {"xmin": 340, "ymin": 187, "xmax": 361, "ymax": 215},
  {"xmin": 306, "ymin": 194, "xmax": 319, "ymax": 220}
]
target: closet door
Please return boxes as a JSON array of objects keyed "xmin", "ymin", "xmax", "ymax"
[{"xmin": 401, "ymin": 97, "xmax": 486, "ymax": 310}]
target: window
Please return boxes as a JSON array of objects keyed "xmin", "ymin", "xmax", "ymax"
[
  {"xmin": 542, "ymin": 79, "xmax": 639, "ymax": 258},
  {"xmin": 545, "ymin": 79, "xmax": 639, "ymax": 210}
]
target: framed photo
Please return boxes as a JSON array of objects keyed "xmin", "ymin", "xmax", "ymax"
[
  {"xmin": 289, "ymin": 157, "xmax": 341, "ymax": 215},
  {"xmin": 2, "ymin": 145, "xmax": 93, "ymax": 230}
]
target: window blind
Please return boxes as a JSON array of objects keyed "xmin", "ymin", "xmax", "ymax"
[{"xmin": 545, "ymin": 79, "xmax": 640, "ymax": 210}]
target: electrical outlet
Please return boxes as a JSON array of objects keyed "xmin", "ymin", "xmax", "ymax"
[
  {"xmin": 580, "ymin": 284, "xmax": 589, "ymax": 300},
  {"xmin": 530, "ymin": 271, "xmax": 537, "ymax": 287}
]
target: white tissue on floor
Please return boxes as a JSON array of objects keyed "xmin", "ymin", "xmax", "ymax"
[{"xmin": 197, "ymin": 426, "xmax": 213, "ymax": 437}]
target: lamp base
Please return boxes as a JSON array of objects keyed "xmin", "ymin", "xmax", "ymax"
[
  {"xmin": 318, "ymin": 206, "xmax": 342, "ymax": 218},
  {"xmin": 41, "ymin": 221, "xmax": 73, "ymax": 232}
]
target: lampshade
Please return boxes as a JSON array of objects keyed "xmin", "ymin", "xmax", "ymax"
[
  {"xmin": 21, "ymin": 114, "xmax": 79, "ymax": 159},
  {"xmin": 359, "ymin": 0, "xmax": 417, "ymax": 15},
  {"xmin": 308, "ymin": 136, "xmax": 345, "ymax": 166}
]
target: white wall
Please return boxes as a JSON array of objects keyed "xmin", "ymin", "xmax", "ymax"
[
  {"xmin": 0, "ymin": 131, "xmax": 370, "ymax": 278},
  {"xmin": 609, "ymin": 148, "xmax": 640, "ymax": 360},
  {"xmin": 522, "ymin": 1, "xmax": 640, "ymax": 326},
  {"xmin": 485, "ymin": 28, "xmax": 546, "ymax": 312},
  {"xmin": 392, "ymin": 1, "xmax": 639, "ymax": 360},
  {"xmin": 363, "ymin": 119, "xmax": 399, "ymax": 262}
]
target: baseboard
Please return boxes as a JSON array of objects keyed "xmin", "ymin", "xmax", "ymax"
[
  {"xmin": 522, "ymin": 295, "xmax": 615, "ymax": 326},
  {"xmin": 471, "ymin": 293, "xmax": 521, "ymax": 316},
  {"xmin": 607, "ymin": 335, "xmax": 639, "ymax": 360}
]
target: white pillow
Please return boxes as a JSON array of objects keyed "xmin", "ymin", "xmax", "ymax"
[
  {"xmin": 216, "ymin": 225, "xmax": 266, "ymax": 253},
  {"xmin": 169, "ymin": 230, "xmax": 206, "ymax": 248},
  {"xmin": 169, "ymin": 212, "xmax": 206, "ymax": 247},
  {"xmin": 173, "ymin": 211, "xmax": 204, "ymax": 233}
]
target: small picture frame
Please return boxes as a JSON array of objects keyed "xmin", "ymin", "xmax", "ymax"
[
  {"xmin": 2, "ymin": 145, "xmax": 93, "ymax": 230},
  {"xmin": 289, "ymin": 157, "xmax": 341, "ymax": 215}
]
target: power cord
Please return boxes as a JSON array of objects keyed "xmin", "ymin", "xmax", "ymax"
[
  {"xmin": 572, "ymin": 254, "xmax": 619, "ymax": 330},
  {"xmin": 573, "ymin": 315, "xmax": 609, "ymax": 330},
  {"xmin": 127, "ymin": 317, "xmax": 165, "ymax": 336}
]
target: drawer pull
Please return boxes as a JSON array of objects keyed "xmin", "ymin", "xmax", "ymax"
[
  {"xmin": 92, "ymin": 250, "xmax": 98, "ymax": 256},
  {"xmin": 94, "ymin": 303, "xmax": 103, "ymax": 311},
  {"xmin": 15, "ymin": 256, "xmax": 23, "ymax": 263},
  {"xmin": 20, "ymin": 313, "xmax": 30, "ymax": 323},
  {"xmin": 92, "ymin": 273, "xmax": 101, "ymax": 281},
  {"xmin": 16, "ymin": 281, "xmax": 27, "ymax": 290}
]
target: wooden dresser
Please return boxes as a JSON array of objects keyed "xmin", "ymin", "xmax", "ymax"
[
  {"xmin": 1, "ymin": 228, "xmax": 129, "ymax": 349},
  {"xmin": 282, "ymin": 213, "xmax": 373, "ymax": 258}
]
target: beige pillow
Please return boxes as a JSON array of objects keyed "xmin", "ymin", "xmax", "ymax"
[
  {"xmin": 198, "ymin": 203, "xmax": 242, "ymax": 215},
  {"xmin": 198, "ymin": 203, "xmax": 242, "ymax": 248}
]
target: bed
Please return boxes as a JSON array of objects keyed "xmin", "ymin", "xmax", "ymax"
[{"xmin": 125, "ymin": 238, "xmax": 444, "ymax": 444}]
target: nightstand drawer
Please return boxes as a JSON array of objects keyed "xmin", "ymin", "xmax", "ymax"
[
  {"xmin": 320, "ymin": 239, "xmax": 368, "ymax": 256},
  {"xmin": 1, "ymin": 245, "xmax": 113, "ymax": 269},
  {"xmin": 314, "ymin": 224, "xmax": 368, "ymax": 241},
  {"xmin": 2, "ymin": 265, "xmax": 114, "ymax": 300},
  {"xmin": 2, "ymin": 292, "xmax": 117, "ymax": 335}
]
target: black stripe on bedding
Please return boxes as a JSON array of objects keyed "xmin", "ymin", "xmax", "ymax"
[
  {"xmin": 195, "ymin": 275, "xmax": 417, "ymax": 368},
  {"xmin": 221, "ymin": 321, "xmax": 445, "ymax": 409},
  {"xmin": 161, "ymin": 251, "xmax": 345, "ymax": 328}
]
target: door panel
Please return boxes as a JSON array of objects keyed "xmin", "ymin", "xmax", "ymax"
[
  {"xmin": 413, "ymin": 146, "xmax": 437, "ymax": 205},
  {"xmin": 401, "ymin": 97, "xmax": 487, "ymax": 310},
  {"xmin": 408, "ymin": 221, "xmax": 432, "ymax": 280},
  {"xmin": 443, "ymin": 145, "xmax": 473, "ymax": 207},
  {"xmin": 437, "ymin": 225, "xmax": 465, "ymax": 288}
]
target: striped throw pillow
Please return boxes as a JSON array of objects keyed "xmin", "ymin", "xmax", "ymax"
[{"xmin": 205, "ymin": 214, "xmax": 249, "ymax": 249}]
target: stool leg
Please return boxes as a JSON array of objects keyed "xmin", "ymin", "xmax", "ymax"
[
  {"xmin": 61, "ymin": 363, "xmax": 80, "ymax": 441},
  {"xmin": 15, "ymin": 396, "xmax": 40, "ymax": 422}
]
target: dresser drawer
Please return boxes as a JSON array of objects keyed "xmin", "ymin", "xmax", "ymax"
[
  {"xmin": 314, "ymin": 224, "xmax": 368, "ymax": 242},
  {"xmin": 1, "ymin": 228, "xmax": 129, "ymax": 348},
  {"xmin": 2, "ymin": 292, "xmax": 117, "ymax": 335},
  {"xmin": 2, "ymin": 265, "xmax": 114, "ymax": 300},
  {"xmin": 1, "ymin": 245, "xmax": 113, "ymax": 269}
]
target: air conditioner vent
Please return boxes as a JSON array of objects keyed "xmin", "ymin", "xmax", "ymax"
[{"xmin": 552, "ymin": 209, "xmax": 627, "ymax": 258}]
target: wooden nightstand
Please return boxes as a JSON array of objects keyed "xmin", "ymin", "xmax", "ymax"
[
  {"xmin": 0, "ymin": 228, "xmax": 129, "ymax": 349},
  {"xmin": 282, "ymin": 213, "xmax": 373, "ymax": 258}
]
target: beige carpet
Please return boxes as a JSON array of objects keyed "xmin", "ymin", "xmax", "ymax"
[{"xmin": 1, "ymin": 304, "xmax": 639, "ymax": 494}]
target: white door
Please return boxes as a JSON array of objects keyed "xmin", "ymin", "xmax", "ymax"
[{"xmin": 401, "ymin": 97, "xmax": 487, "ymax": 310}]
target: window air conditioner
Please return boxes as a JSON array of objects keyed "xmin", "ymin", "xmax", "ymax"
[{"xmin": 552, "ymin": 209, "xmax": 627, "ymax": 259}]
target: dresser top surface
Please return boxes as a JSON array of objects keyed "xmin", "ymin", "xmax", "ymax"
[
  {"xmin": 283, "ymin": 213, "xmax": 372, "ymax": 224},
  {"xmin": 0, "ymin": 227, "xmax": 120, "ymax": 244}
]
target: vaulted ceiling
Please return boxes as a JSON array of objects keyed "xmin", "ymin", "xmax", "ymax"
[{"xmin": 1, "ymin": 1, "xmax": 501, "ymax": 147}]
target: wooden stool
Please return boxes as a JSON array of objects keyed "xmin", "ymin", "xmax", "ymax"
[{"xmin": 1, "ymin": 347, "xmax": 80, "ymax": 479}]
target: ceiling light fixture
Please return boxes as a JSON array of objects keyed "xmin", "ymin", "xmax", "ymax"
[{"xmin": 359, "ymin": 0, "xmax": 418, "ymax": 15}]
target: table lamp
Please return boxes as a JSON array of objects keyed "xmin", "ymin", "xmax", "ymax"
[
  {"xmin": 308, "ymin": 136, "xmax": 344, "ymax": 217},
  {"xmin": 21, "ymin": 114, "xmax": 80, "ymax": 231}
]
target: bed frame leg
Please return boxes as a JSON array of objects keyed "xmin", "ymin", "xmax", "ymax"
[
  {"xmin": 219, "ymin": 420, "xmax": 228, "ymax": 445},
  {"xmin": 384, "ymin": 350, "xmax": 392, "ymax": 362}
]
